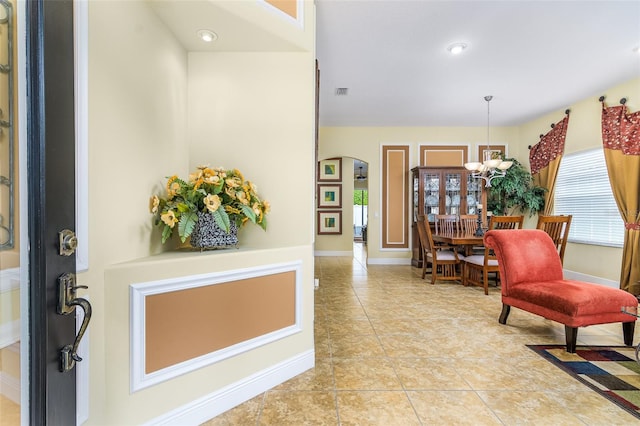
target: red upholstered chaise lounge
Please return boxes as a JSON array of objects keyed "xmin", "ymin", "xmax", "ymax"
[{"xmin": 484, "ymin": 229, "xmax": 637, "ymax": 353}]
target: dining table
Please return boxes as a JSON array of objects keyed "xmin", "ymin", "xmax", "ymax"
[
  {"xmin": 432, "ymin": 232, "xmax": 485, "ymax": 256},
  {"xmin": 432, "ymin": 232, "xmax": 484, "ymax": 246}
]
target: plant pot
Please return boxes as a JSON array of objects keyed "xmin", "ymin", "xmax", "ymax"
[{"xmin": 190, "ymin": 211, "xmax": 238, "ymax": 249}]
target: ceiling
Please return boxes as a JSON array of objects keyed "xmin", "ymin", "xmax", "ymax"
[
  {"xmin": 315, "ymin": 0, "xmax": 640, "ymax": 127},
  {"xmin": 150, "ymin": 0, "xmax": 639, "ymax": 128}
]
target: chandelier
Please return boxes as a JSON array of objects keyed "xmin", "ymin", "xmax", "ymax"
[{"xmin": 463, "ymin": 95, "xmax": 513, "ymax": 187}]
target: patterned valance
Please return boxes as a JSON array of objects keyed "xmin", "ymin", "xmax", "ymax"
[
  {"xmin": 602, "ymin": 103, "xmax": 640, "ymax": 155},
  {"xmin": 529, "ymin": 114, "xmax": 570, "ymax": 175}
]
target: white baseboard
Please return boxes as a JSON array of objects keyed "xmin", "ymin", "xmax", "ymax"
[
  {"xmin": 145, "ymin": 349, "xmax": 314, "ymax": 425},
  {"xmin": 563, "ymin": 269, "xmax": 618, "ymax": 289},
  {"xmin": 0, "ymin": 371, "xmax": 20, "ymax": 404},
  {"xmin": 313, "ymin": 250, "xmax": 352, "ymax": 257}
]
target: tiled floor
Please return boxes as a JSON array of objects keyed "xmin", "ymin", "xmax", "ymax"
[{"xmin": 203, "ymin": 243, "xmax": 639, "ymax": 425}]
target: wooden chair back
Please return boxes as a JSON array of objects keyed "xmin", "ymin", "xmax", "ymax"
[
  {"xmin": 536, "ymin": 214, "xmax": 572, "ymax": 264},
  {"xmin": 459, "ymin": 214, "xmax": 478, "ymax": 235},
  {"xmin": 416, "ymin": 215, "xmax": 433, "ymax": 255},
  {"xmin": 434, "ymin": 214, "xmax": 459, "ymax": 235},
  {"xmin": 417, "ymin": 215, "xmax": 462, "ymax": 284},
  {"xmin": 488, "ymin": 215, "xmax": 524, "ymax": 230}
]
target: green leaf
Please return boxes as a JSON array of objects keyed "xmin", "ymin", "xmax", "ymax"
[
  {"xmin": 241, "ymin": 204, "xmax": 257, "ymax": 223},
  {"xmin": 179, "ymin": 211, "xmax": 198, "ymax": 242},
  {"xmin": 212, "ymin": 209, "xmax": 231, "ymax": 233},
  {"xmin": 161, "ymin": 225, "xmax": 172, "ymax": 244}
]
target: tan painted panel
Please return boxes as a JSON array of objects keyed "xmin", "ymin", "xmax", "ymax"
[
  {"xmin": 145, "ymin": 271, "xmax": 296, "ymax": 374},
  {"xmin": 265, "ymin": 0, "xmax": 298, "ymax": 19},
  {"xmin": 420, "ymin": 145, "xmax": 468, "ymax": 167},
  {"xmin": 382, "ymin": 146, "xmax": 409, "ymax": 248}
]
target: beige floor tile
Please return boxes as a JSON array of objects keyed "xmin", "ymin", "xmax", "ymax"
[
  {"xmin": 259, "ymin": 391, "xmax": 337, "ymax": 425},
  {"xmin": 477, "ymin": 390, "xmax": 586, "ymax": 425},
  {"xmin": 333, "ymin": 358, "xmax": 403, "ymax": 390},
  {"xmin": 407, "ymin": 390, "xmax": 502, "ymax": 425},
  {"xmin": 378, "ymin": 333, "xmax": 441, "ymax": 358},
  {"xmin": 336, "ymin": 391, "xmax": 420, "ymax": 426},
  {"xmin": 326, "ymin": 318, "xmax": 375, "ymax": 336},
  {"xmin": 330, "ymin": 334, "xmax": 386, "ymax": 358},
  {"xmin": 393, "ymin": 358, "xmax": 472, "ymax": 390}
]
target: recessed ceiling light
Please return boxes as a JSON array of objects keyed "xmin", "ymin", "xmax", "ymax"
[
  {"xmin": 197, "ymin": 29, "xmax": 218, "ymax": 43},
  {"xmin": 634, "ymin": 46, "xmax": 640, "ymax": 54},
  {"xmin": 447, "ymin": 43, "xmax": 467, "ymax": 55}
]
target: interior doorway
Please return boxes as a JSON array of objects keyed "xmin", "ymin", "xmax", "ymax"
[{"xmin": 353, "ymin": 159, "xmax": 368, "ymax": 244}]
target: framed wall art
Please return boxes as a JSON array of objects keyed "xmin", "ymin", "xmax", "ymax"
[
  {"xmin": 317, "ymin": 210, "xmax": 342, "ymax": 235},
  {"xmin": 317, "ymin": 184, "xmax": 342, "ymax": 208},
  {"xmin": 317, "ymin": 158, "xmax": 342, "ymax": 182}
]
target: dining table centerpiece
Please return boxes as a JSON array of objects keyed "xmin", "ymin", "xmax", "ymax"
[{"xmin": 149, "ymin": 165, "xmax": 269, "ymax": 248}]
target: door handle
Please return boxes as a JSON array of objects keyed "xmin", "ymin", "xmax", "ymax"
[{"xmin": 58, "ymin": 273, "xmax": 92, "ymax": 372}]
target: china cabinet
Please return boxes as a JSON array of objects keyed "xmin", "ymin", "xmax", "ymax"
[{"xmin": 411, "ymin": 166, "xmax": 482, "ymax": 267}]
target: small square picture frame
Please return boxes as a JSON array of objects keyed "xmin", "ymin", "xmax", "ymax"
[
  {"xmin": 479, "ymin": 146, "xmax": 506, "ymax": 162},
  {"xmin": 317, "ymin": 184, "xmax": 342, "ymax": 208},
  {"xmin": 317, "ymin": 210, "xmax": 342, "ymax": 235},
  {"xmin": 318, "ymin": 158, "xmax": 342, "ymax": 182}
]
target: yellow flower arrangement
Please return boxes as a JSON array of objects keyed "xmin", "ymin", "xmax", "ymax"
[{"xmin": 150, "ymin": 166, "xmax": 269, "ymax": 244}]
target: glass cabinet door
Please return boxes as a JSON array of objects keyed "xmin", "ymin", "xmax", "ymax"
[
  {"xmin": 423, "ymin": 173, "xmax": 440, "ymax": 221},
  {"xmin": 445, "ymin": 172, "xmax": 462, "ymax": 215},
  {"xmin": 413, "ymin": 175, "xmax": 419, "ymax": 223},
  {"xmin": 465, "ymin": 175, "xmax": 482, "ymax": 215}
]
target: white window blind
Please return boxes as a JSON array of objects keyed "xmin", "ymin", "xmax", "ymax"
[{"xmin": 554, "ymin": 148, "xmax": 624, "ymax": 247}]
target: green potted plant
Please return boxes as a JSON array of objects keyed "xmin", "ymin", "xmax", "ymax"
[
  {"xmin": 149, "ymin": 166, "xmax": 269, "ymax": 247},
  {"xmin": 487, "ymin": 158, "xmax": 546, "ymax": 216}
]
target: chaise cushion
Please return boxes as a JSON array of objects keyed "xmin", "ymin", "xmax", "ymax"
[{"xmin": 507, "ymin": 279, "xmax": 638, "ymax": 318}]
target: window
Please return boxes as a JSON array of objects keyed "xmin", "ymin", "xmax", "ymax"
[{"xmin": 554, "ymin": 148, "xmax": 624, "ymax": 247}]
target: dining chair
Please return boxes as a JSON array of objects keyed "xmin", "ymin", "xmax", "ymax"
[
  {"xmin": 536, "ymin": 214, "xmax": 572, "ymax": 265},
  {"xmin": 458, "ymin": 214, "xmax": 478, "ymax": 235},
  {"xmin": 488, "ymin": 215, "xmax": 524, "ymax": 230},
  {"xmin": 463, "ymin": 215, "xmax": 524, "ymax": 294},
  {"xmin": 416, "ymin": 215, "xmax": 464, "ymax": 285},
  {"xmin": 434, "ymin": 214, "xmax": 459, "ymax": 235}
]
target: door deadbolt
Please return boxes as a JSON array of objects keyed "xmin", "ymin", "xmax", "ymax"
[{"xmin": 59, "ymin": 229, "xmax": 77, "ymax": 256}]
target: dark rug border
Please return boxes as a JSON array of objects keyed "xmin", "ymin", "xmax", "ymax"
[{"xmin": 527, "ymin": 344, "xmax": 640, "ymax": 420}]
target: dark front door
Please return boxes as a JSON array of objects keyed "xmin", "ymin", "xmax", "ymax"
[{"xmin": 27, "ymin": 1, "xmax": 79, "ymax": 424}]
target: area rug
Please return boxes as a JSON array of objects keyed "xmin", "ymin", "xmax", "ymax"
[{"xmin": 527, "ymin": 345, "xmax": 640, "ymax": 419}]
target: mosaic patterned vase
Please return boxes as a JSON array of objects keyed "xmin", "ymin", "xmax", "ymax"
[{"xmin": 190, "ymin": 211, "xmax": 238, "ymax": 249}]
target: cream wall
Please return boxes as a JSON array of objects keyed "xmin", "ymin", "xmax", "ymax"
[
  {"xmin": 84, "ymin": 0, "xmax": 316, "ymax": 424},
  {"xmin": 188, "ymin": 51, "xmax": 315, "ymax": 248},
  {"xmin": 84, "ymin": 2, "xmax": 189, "ymax": 423},
  {"xmin": 317, "ymin": 127, "xmax": 519, "ymax": 263}
]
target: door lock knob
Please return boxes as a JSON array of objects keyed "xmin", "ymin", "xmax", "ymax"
[{"xmin": 59, "ymin": 229, "xmax": 77, "ymax": 256}]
